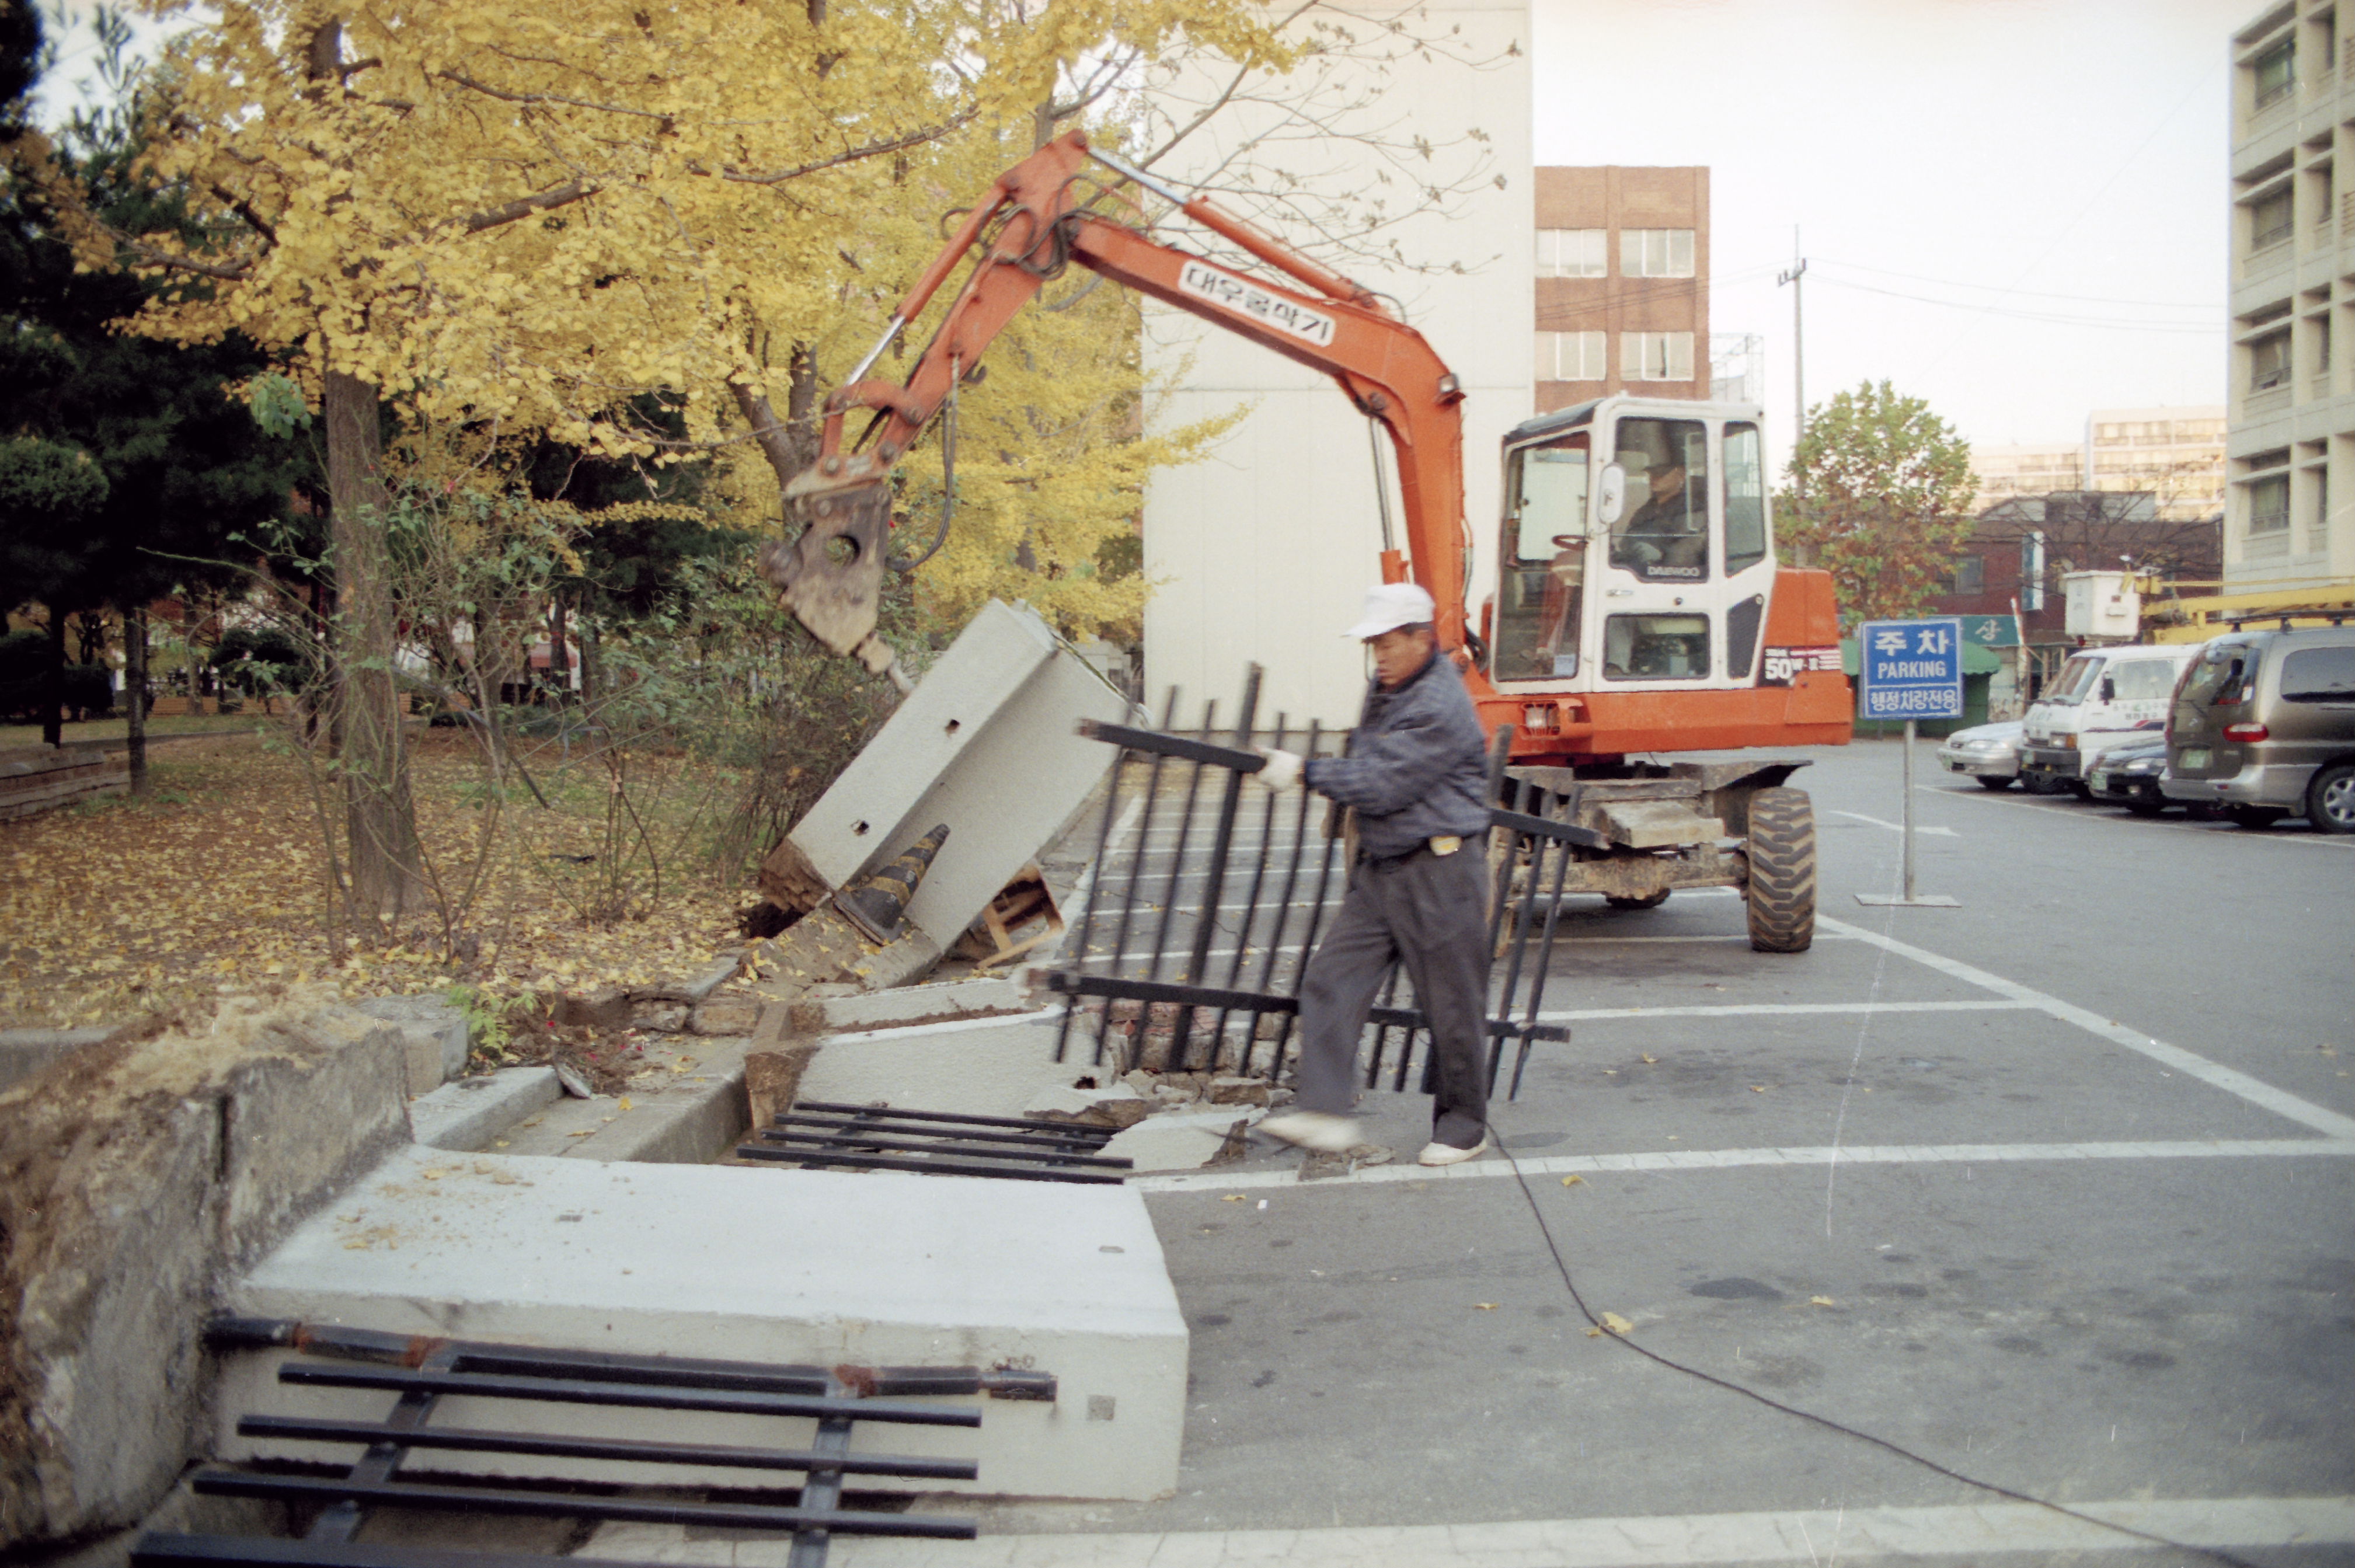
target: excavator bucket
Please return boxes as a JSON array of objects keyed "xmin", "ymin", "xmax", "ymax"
[{"xmin": 756, "ymin": 471, "xmax": 898, "ymax": 678}]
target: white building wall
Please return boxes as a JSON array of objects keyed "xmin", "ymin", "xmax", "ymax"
[{"xmin": 1140, "ymin": 0, "xmax": 1534, "ymax": 730}]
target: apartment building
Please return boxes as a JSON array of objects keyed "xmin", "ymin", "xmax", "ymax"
[
  {"xmin": 1534, "ymin": 167, "xmax": 1710, "ymax": 409},
  {"xmin": 1970, "ymin": 443, "xmax": 2086, "ymax": 510},
  {"xmin": 2227, "ymin": 1, "xmax": 2355, "ymax": 590},
  {"xmin": 1970, "ymin": 409, "xmax": 2226, "ymax": 521}
]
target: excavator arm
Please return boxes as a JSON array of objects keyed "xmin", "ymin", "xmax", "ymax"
[{"xmin": 757, "ymin": 130, "xmax": 1471, "ymax": 678}]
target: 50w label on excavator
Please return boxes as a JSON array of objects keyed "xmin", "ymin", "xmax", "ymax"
[{"xmin": 1178, "ymin": 260, "xmax": 1336, "ymax": 347}]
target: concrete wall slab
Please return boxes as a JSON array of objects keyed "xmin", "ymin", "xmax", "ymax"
[{"xmin": 217, "ymin": 1145, "xmax": 1186, "ymax": 1501}]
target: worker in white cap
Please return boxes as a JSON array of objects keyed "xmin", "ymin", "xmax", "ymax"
[{"xmin": 1253, "ymin": 581, "xmax": 1495, "ymax": 1166}]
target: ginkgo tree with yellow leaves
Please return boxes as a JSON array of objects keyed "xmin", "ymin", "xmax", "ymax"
[{"xmin": 85, "ymin": 0, "xmax": 1286, "ymax": 922}]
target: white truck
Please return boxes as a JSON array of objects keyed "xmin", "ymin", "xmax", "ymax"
[{"xmin": 2017, "ymin": 643, "xmax": 2197, "ymax": 796}]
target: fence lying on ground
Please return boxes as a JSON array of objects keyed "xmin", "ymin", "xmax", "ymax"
[{"xmin": 1041, "ymin": 665, "xmax": 1590, "ymax": 1100}]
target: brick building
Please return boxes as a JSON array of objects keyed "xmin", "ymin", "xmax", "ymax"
[{"xmin": 1533, "ymin": 166, "xmax": 1710, "ymax": 409}]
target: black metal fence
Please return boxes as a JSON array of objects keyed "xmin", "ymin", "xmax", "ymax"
[
  {"xmin": 141, "ymin": 1318, "xmax": 1055, "ymax": 1568},
  {"xmin": 1043, "ymin": 666, "xmax": 1586, "ymax": 1100}
]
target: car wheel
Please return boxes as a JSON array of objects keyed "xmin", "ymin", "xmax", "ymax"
[
  {"xmin": 2124, "ymin": 797, "xmax": 2166, "ymax": 817},
  {"xmin": 2068, "ymin": 781, "xmax": 2095, "ymax": 801},
  {"xmin": 1976, "ymin": 775, "xmax": 2014, "ymax": 792},
  {"xmin": 1744, "ymin": 787, "xmax": 1815, "ymax": 954},
  {"xmin": 2226, "ymin": 804, "xmax": 2287, "ymax": 830},
  {"xmin": 2306, "ymin": 762, "xmax": 2355, "ymax": 835},
  {"xmin": 1605, "ymin": 890, "xmax": 1671, "ymax": 910}
]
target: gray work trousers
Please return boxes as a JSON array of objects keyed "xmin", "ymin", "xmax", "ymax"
[{"xmin": 1293, "ymin": 845, "xmax": 1491, "ymax": 1148}]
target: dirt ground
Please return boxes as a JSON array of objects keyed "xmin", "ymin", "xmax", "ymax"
[{"xmin": 0, "ymin": 729, "xmax": 754, "ymax": 1030}]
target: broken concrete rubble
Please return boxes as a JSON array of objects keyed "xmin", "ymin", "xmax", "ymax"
[
  {"xmin": 1023, "ymin": 1081, "xmax": 1151, "ymax": 1131},
  {"xmin": 1099, "ymin": 1107, "xmax": 1256, "ymax": 1172}
]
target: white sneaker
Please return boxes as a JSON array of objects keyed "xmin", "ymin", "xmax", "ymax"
[
  {"xmin": 1417, "ymin": 1133, "xmax": 1493, "ymax": 1167},
  {"xmin": 1259, "ymin": 1111, "xmax": 1360, "ymax": 1153}
]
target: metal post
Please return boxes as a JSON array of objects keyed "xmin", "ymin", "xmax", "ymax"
[{"xmin": 1901, "ymin": 717, "xmax": 1918, "ymax": 903}]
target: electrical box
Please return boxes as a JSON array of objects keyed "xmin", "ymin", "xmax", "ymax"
[{"xmin": 2062, "ymin": 570, "xmax": 2140, "ymax": 640}]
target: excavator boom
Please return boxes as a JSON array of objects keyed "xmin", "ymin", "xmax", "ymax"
[{"xmin": 758, "ymin": 131, "xmax": 1470, "ymax": 673}]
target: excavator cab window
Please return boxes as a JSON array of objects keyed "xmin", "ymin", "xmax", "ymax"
[
  {"xmin": 1608, "ymin": 418, "xmax": 1709, "ymax": 581},
  {"xmin": 1496, "ymin": 433, "xmax": 1590, "ymax": 680}
]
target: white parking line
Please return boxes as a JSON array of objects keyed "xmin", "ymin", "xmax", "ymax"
[
  {"xmin": 1818, "ymin": 915, "xmax": 2355, "ymax": 1141},
  {"xmin": 1134, "ymin": 1137, "xmax": 2355, "ymax": 1194},
  {"xmin": 1928, "ymin": 782, "xmax": 2355, "ymax": 847},
  {"xmin": 1536, "ymin": 999, "xmax": 2035, "ymax": 1022},
  {"xmin": 1827, "ymin": 809, "xmax": 1959, "ymax": 837},
  {"xmin": 823, "ymin": 1494, "xmax": 2355, "ymax": 1566}
]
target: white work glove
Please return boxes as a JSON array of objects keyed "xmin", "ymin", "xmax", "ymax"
[{"xmin": 1255, "ymin": 747, "xmax": 1304, "ymax": 792}]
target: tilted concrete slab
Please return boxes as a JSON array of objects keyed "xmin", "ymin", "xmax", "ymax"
[
  {"xmin": 797, "ymin": 1019, "xmax": 1091, "ymax": 1121},
  {"xmin": 774, "ymin": 600, "xmax": 1127, "ymax": 950},
  {"xmin": 214, "ymin": 1145, "xmax": 1186, "ymax": 1502}
]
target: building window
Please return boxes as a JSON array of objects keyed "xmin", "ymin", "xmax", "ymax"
[
  {"xmin": 1619, "ymin": 229, "xmax": 1695, "ymax": 278},
  {"xmin": 1535, "ymin": 330, "xmax": 1607, "ymax": 381},
  {"xmin": 2247, "ymin": 472, "xmax": 2290, "ymax": 533},
  {"xmin": 1622, "ymin": 331, "xmax": 1694, "ymax": 382},
  {"xmin": 1537, "ymin": 229, "xmax": 1607, "ymax": 278},
  {"xmin": 2254, "ymin": 36, "xmax": 2295, "ymax": 109},
  {"xmin": 1942, "ymin": 556, "xmax": 1985, "ymax": 595},
  {"xmin": 2249, "ymin": 186, "xmax": 2294, "ymax": 250},
  {"xmin": 2249, "ymin": 329, "xmax": 2292, "ymax": 391}
]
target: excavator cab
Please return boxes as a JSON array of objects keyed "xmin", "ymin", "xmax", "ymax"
[{"xmin": 1493, "ymin": 395, "xmax": 1775, "ymax": 694}]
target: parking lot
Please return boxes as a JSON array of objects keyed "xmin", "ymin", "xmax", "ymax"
[{"xmin": 851, "ymin": 738, "xmax": 2355, "ymax": 1566}]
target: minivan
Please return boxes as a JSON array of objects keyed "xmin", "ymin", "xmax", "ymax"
[
  {"xmin": 2161, "ymin": 624, "xmax": 2355, "ymax": 832},
  {"xmin": 2018, "ymin": 644, "xmax": 2197, "ymax": 796}
]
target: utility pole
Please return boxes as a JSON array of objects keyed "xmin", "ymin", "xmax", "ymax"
[{"xmin": 1776, "ymin": 228, "xmax": 1807, "ymax": 474}]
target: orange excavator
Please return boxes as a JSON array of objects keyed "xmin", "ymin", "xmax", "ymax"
[{"xmin": 760, "ymin": 131, "xmax": 1851, "ymax": 950}]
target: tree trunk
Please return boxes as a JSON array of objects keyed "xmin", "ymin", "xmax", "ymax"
[
  {"xmin": 548, "ymin": 591, "xmax": 569, "ymax": 699},
  {"xmin": 324, "ymin": 365, "xmax": 426, "ymax": 919},
  {"xmin": 733, "ymin": 342, "xmax": 824, "ymax": 492},
  {"xmin": 40, "ymin": 608, "xmax": 64, "ymax": 747},
  {"xmin": 126, "ymin": 604, "xmax": 148, "ymax": 793}
]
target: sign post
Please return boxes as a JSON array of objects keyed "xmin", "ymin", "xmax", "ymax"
[{"xmin": 1854, "ymin": 616, "xmax": 1963, "ymax": 909}]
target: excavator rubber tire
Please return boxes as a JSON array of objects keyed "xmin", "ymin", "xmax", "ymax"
[
  {"xmin": 1744, "ymin": 786, "xmax": 1816, "ymax": 954},
  {"xmin": 1605, "ymin": 890, "xmax": 1671, "ymax": 910}
]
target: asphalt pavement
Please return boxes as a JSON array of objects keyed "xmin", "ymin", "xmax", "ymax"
[{"xmin": 883, "ymin": 737, "xmax": 2355, "ymax": 1567}]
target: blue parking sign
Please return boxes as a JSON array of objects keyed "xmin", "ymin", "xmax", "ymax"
[{"xmin": 1856, "ymin": 617, "xmax": 1964, "ymax": 721}]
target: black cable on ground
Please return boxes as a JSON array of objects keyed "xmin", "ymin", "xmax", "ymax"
[{"xmin": 1492, "ymin": 1138, "xmax": 2267, "ymax": 1568}]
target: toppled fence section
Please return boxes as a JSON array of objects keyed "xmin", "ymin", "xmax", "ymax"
[
  {"xmin": 1041, "ymin": 666, "xmax": 1576, "ymax": 1101},
  {"xmin": 149, "ymin": 1319, "xmax": 1023, "ymax": 1568}
]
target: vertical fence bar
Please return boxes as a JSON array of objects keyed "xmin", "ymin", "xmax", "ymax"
[
  {"xmin": 1172, "ymin": 670, "xmax": 1260, "ymax": 1067},
  {"xmin": 1269, "ymin": 723, "xmax": 1340, "ymax": 1083},
  {"xmin": 1217, "ymin": 712, "xmax": 1287, "ymax": 1071},
  {"xmin": 1507, "ymin": 820, "xmax": 1577, "ymax": 1100},
  {"xmin": 1099, "ymin": 688, "xmax": 1179, "ymax": 1066},
  {"xmin": 1055, "ymin": 746, "xmax": 1131, "ymax": 1065},
  {"xmin": 1147, "ymin": 701, "xmax": 1217, "ymax": 1068},
  {"xmin": 1259, "ymin": 720, "xmax": 1324, "ymax": 1082}
]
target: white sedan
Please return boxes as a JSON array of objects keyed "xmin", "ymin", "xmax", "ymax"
[{"xmin": 1935, "ymin": 720, "xmax": 2024, "ymax": 790}]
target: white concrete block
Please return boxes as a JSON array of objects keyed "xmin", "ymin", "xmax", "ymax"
[
  {"xmin": 798, "ymin": 1022, "xmax": 1092, "ymax": 1122},
  {"xmin": 788, "ymin": 601, "xmax": 1127, "ymax": 950},
  {"xmin": 356, "ymin": 994, "xmax": 471, "ymax": 1092},
  {"xmin": 215, "ymin": 1146, "xmax": 1185, "ymax": 1501}
]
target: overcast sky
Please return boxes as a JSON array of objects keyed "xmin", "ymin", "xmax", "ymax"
[{"xmin": 1531, "ymin": 0, "xmax": 2249, "ymax": 467}]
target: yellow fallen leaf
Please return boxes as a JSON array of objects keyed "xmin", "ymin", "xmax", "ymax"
[
  {"xmin": 1586, "ymin": 1311, "xmax": 1634, "ymax": 1337},
  {"xmin": 1474, "ymin": 1302, "xmax": 1498, "ymax": 1311},
  {"xmin": 419, "ymin": 1169, "xmax": 446, "ymax": 1180},
  {"xmin": 1750, "ymin": 1085, "xmax": 1768, "ymax": 1093},
  {"xmin": 618, "ymin": 1096, "xmax": 633, "ymax": 1110},
  {"xmin": 1221, "ymin": 1194, "xmax": 1246, "ymax": 1202},
  {"xmin": 1560, "ymin": 1174, "xmax": 1583, "ymax": 1186},
  {"xmin": 1640, "ymin": 1054, "xmax": 1657, "ymax": 1064},
  {"xmin": 1810, "ymin": 1295, "xmax": 1837, "ymax": 1307}
]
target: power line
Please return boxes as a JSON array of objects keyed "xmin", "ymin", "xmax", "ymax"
[
  {"xmin": 1811, "ymin": 257, "xmax": 2215, "ymax": 312},
  {"xmin": 1813, "ymin": 276, "xmax": 2222, "ymax": 334}
]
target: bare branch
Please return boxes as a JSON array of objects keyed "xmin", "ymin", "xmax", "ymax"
[
  {"xmin": 717, "ymin": 105, "xmax": 981, "ymax": 184},
  {"xmin": 208, "ymin": 183, "xmax": 279, "ymax": 244},
  {"xmin": 459, "ymin": 177, "xmax": 596, "ymax": 234}
]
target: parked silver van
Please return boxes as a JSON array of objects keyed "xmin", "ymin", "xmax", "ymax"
[{"xmin": 2162, "ymin": 624, "xmax": 2355, "ymax": 832}]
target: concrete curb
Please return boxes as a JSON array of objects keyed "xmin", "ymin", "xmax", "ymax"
[
  {"xmin": 495, "ymin": 1041, "xmax": 757, "ymax": 1164},
  {"xmin": 409, "ymin": 1067, "xmax": 562, "ymax": 1152}
]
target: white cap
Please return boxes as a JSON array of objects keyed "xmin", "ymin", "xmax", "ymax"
[{"xmin": 1343, "ymin": 581, "xmax": 1438, "ymax": 639}]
